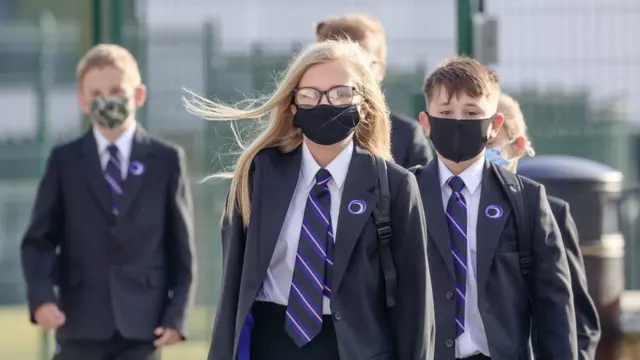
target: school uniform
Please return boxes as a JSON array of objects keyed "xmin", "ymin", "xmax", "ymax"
[
  {"xmin": 20, "ymin": 124, "xmax": 196, "ymax": 360},
  {"xmin": 544, "ymin": 196, "xmax": 601, "ymax": 360},
  {"xmin": 208, "ymin": 141, "xmax": 434, "ymax": 360},
  {"xmin": 390, "ymin": 113, "xmax": 434, "ymax": 168},
  {"xmin": 415, "ymin": 157, "xmax": 577, "ymax": 360}
]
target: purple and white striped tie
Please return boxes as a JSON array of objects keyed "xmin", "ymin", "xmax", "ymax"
[
  {"xmin": 285, "ymin": 168, "xmax": 334, "ymax": 347},
  {"xmin": 104, "ymin": 144, "xmax": 123, "ymax": 215}
]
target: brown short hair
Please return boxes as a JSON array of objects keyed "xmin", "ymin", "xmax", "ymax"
[
  {"xmin": 315, "ymin": 13, "xmax": 387, "ymax": 63},
  {"xmin": 423, "ymin": 56, "xmax": 500, "ymax": 102},
  {"xmin": 76, "ymin": 44, "xmax": 141, "ymax": 88}
]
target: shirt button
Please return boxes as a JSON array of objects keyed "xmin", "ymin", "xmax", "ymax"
[
  {"xmin": 445, "ymin": 339, "xmax": 454, "ymax": 348},
  {"xmin": 333, "ymin": 311, "xmax": 342, "ymax": 321},
  {"xmin": 446, "ymin": 290, "xmax": 454, "ymax": 300}
]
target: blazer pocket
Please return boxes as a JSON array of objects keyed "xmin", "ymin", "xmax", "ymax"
[{"xmin": 496, "ymin": 240, "xmax": 518, "ymax": 253}]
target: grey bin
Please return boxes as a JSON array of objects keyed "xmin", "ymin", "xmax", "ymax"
[{"xmin": 518, "ymin": 155, "xmax": 624, "ymax": 360}]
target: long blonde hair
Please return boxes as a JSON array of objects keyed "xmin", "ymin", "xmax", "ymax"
[{"xmin": 183, "ymin": 40, "xmax": 392, "ymax": 227}]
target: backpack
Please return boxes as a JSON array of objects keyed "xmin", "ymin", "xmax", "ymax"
[
  {"xmin": 372, "ymin": 156, "xmax": 397, "ymax": 308},
  {"xmin": 409, "ymin": 163, "xmax": 533, "ymax": 297},
  {"xmin": 490, "ymin": 163, "xmax": 533, "ymax": 295}
]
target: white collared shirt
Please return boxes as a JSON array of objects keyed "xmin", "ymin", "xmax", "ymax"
[
  {"xmin": 438, "ymin": 156, "xmax": 491, "ymax": 358},
  {"xmin": 257, "ymin": 140, "xmax": 353, "ymax": 314},
  {"xmin": 92, "ymin": 123, "xmax": 137, "ymax": 179}
]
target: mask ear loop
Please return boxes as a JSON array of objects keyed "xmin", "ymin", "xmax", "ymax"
[
  {"xmin": 524, "ymin": 141, "xmax": 536, "ymax": 157},
  {"xmin": 503, "ymin": 138, "xmax": 535, "ymax": 160}
]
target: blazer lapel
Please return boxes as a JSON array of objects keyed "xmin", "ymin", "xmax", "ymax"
[
  {"xmin": 332, "ymin": 146, "xmax": 378, "ymax": 293},
  {"xmin": 476, "ymin": 160, "xmax": 512, "ymax": 287},
  {"xmin": 421, "ymin": 159, "xmax": 455, "ymax": 278},
  {"xmin": 118, "ymin": 128, "xmax": 153, "ymax": 216},
  {"xmin": 79, "ymin": 130, "xmax": 112, "ymax": 215},
  {"xmin": 256, "ymin": 147, "xmax": 302, "ymax": 274}
]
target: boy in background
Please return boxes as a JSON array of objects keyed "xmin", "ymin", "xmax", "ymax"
[
  {"xmin": 21, "ymin": 44, "xmax": 196, "ymax": 360},
  {"xmin": 413, "ymin": 56, "xmax": 577, "ymax": 359},
  {"xmin": 315, "ymin": 13, "xmax": 434, "ymax": 168},
  {"xmin": 486, "ymin": 93, "xmax": 601, "ymax": 360}
]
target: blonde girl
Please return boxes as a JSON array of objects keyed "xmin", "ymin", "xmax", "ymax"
[{"xmin": 185, "ymin": 40, "xmax": 433, "ymax": 360}]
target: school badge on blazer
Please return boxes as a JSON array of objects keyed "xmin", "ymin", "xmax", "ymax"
[
  {"xmin": 348, "ymin": 199, "xmax": 367, "ymax": 215},
  {"xmin": 129, "ymin": 160, "xmax": 145, "ymax": 176}
]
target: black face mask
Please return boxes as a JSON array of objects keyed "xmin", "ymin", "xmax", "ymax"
[
  {"xmin": 428, "ymin": 113, "xmax": 495, "ymax": 163},
  {"xmin": 293, "ymin": 104, "xmax": 360, "ymax": 146}
]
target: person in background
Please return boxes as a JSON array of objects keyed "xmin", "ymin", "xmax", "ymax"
[
  {"xmin": 486, "ymin": 92, "xmax": 601, "ymax": 360},
  {"xmin": 187, "ymin": 39, "xmax": 434, "ymax": 360},
  {"xmin": 413, "ymin": 56, "xmax": 577, "ymax": 360},
  {"xmin": 20, "ymin": 44, "xmax": 196, "ymax": 360},
  {"xmin": 315, "ymin": 13, "xmax": 434, "ymax": 168}
]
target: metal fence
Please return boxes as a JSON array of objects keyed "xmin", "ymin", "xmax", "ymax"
[{"xmin": 0, "ymin": 1, "xmax": 639, "ymax": 357}]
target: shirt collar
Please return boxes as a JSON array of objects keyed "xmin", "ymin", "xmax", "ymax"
[
  {"xmin": 438, "ymin": 154, "xmax": 485, "ymax": 194},
  {"xmin": 93, "ymin": 122, "xmax": 137, "ymax": 157},
  {"xmin": 301, "ymin": 140, "xmax": 354, "ymax": 189}
]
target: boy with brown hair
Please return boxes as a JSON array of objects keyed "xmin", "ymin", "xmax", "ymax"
[
  {"xmin": 412, "ymin": 56, "xmax": 578, "ymax": 359},
  {"xmin": 315, "ymin": 13, "xmax": 434, "ymax": 168},
  {"xmin": 486, "ymin": 93, "xmax": 601, "ymax": 360},
  {"xmin": 21, "ymin": 44, "xmax": 196, "ymax": 360}
]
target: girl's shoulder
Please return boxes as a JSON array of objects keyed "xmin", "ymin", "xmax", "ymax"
[
  {"xmin": 371, "ymin": 157, "xmax": 417, "ymax": 197},
  {"xmin": 253, "ymin": 145, "xmax": 301, "ymax": 167},
  {"xmin": 383, "ymin": 158, "xmax": 413, "ymax": 181}
]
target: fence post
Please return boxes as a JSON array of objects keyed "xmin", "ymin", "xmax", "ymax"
[
  {"xmin": 456, "ymin": 0, "xmax": 473, "ymax": 56},
  {"xmin": 36, "ymin": 10, "xmax": 58, "ymax": 360}
]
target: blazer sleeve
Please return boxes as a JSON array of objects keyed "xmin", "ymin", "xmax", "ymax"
[
  {"xmin": 20, "ymin": 148, "xmax": 63, "ymax": 323},
  {"xmin": 162, "ymin": 146, "xmax": 197, "ymax": 336},
  {"xmin": 529, "ymin": 186, "xmax": 578, "ymax": 359},
  {"xmin": 405, "ymin": 123, "xmax": 434, "ymax": 168},
  {"xmin": 389, "ymin": 172, "xmax": 434, "ymax": 360},
  {"xmin": 556, "ymin": 202, "xmax": 601, "ymax": 360},
  {"xmin": 208, "ymin": 189, "xmax": 247, "ymax": 360}
]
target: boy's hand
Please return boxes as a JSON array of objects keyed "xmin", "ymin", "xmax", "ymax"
[
  {"xmin": 153, "ymin": 326, "xmax": 182, "ymax": 347},
  {"xmin": 34, "ymin": 303, "xmax": 66, "ymax": 330}
]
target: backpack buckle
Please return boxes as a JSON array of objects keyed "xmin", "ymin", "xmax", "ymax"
[{"xmin": 377, "ymin": 225, "xmax": 392, "ymax": 245}]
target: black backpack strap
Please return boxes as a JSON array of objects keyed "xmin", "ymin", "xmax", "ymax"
[
  {"xmin": 372, "ymin": 156, "xmax": 396, "ymax": 308},
  {"xmin": 491, "ymin": 164, "xmax": 533, "ymax": 292},
  {"xmin": 407, "ymin": 164, "xmax": 424, "ymax": 177}
]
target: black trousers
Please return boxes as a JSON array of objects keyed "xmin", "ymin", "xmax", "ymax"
[
  {"xmin": 53, "ymin": 332, "xmax": 159, "ymax": 360},
  {"xmin": 250, "ymin": 301, "xmax": 340, "ymax": 360}
]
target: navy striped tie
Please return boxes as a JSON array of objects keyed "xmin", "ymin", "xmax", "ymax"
[
  {"xmin": 285, "ymin": 168, "xmax": 334, "ymax": 347},
  {"xmin": 446, "ymin": 175, "xmax": 467, "ymax": 337},
  {"xmin": 104, "ymin": 144, "xmax": 123, "ymax": 215}
]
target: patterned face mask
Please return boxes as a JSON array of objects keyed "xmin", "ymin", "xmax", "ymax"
[
  {"xmin": 90, "ymin": 95, "xmax": 131, "ymax": 129},
  {"xmin": 485, "ymin": 147, "xmax": 513, "ymax": 169}
]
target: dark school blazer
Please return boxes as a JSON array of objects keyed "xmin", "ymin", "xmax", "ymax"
[
  {"xmin": 390, "ymin": 113, "xmax": 434, "ymax": 169},
  {"xmin": 545, "ymin": 196, "xmax": 601, "ymax": 360},
  {"xmin": 20, "ymin": 127, "xmax": 196, "ymax": 341},
  {"xmin": 208, "ymin": 144, "xmax": 435, "ymax": 360},
  {"xmin": 415, "ymin": 158, "xmax": 577, "ymax": 360}
]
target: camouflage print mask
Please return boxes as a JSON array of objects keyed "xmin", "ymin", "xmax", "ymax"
[{"xmin": 90, "ymin": 95, "xmax": 131, "ymax": 129}]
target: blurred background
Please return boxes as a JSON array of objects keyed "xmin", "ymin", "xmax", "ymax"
[{"xmin": 1, "ymin": 0, "xmax": 639, "ymax": 358}]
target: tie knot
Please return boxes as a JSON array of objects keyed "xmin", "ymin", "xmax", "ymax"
[
  {"xmin": 447, "ymin": 176, "xmax": 465, "ymax": 192},
  {"xmin": 107, "ymin": 144, "xmax": 119, "ymax": 157},
  {"xmin": 315, "ymin": 169, "xmax": 332, "ymax": 186}
]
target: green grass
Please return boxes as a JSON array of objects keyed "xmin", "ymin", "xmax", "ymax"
[{"xmin": 0, "ymin": 305, "xmax": 212, "ymax": 360}]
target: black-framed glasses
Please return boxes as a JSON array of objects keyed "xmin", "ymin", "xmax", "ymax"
[{"xmin": 293, "ymin": 85, "xmax": 357, "ymax": 109}]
